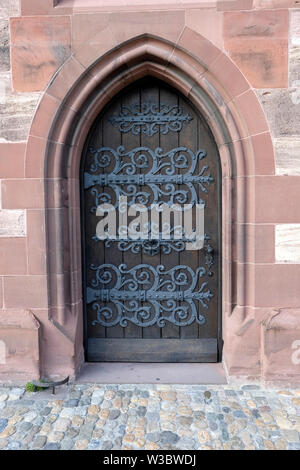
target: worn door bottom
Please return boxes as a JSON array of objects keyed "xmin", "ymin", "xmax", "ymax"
[{"xmin": 87, "ymin": 338, "xmax": 218, "ymax": 362}]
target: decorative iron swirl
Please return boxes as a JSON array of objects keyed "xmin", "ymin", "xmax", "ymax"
[
  {"xmin": 84, "ymin": 146, "xmax": 213, "ymax": 210},
  {"xmin": 86, "ymin": 263, "xmax": 213, "ymax": 328},
  {"xmin": 108, "ymin": 102, "xmax": 193, "ymax": 136},
  {"xmin": 100, "ymin": 226, "xmax": 209, "ymax": 256}
]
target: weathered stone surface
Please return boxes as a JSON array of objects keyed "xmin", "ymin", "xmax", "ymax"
[
  {"xmin": 224, "ymin": 10, "xmax": 288, "ymax": 88},
  {"xmin": 274, "ymin": 139, "xmax": 300, "ymax": 176},
  {"xmin": 290, "ymin": 11, "xmax": 300, "ymax": 86},
  {"xmin": 185, "ymin": 7, "xmax": 223, "ymax": 49},
  {"xmin": 257, "ymin": 89, "xmax": 300, "ymax": 137},
  {"xmin": 275, "ymin": 224, "xmax": 300, "ymax": 263},
  {"xmin": 0, "ymin": 0, "xmax": 19, "ymax": 18},
  {"xmin": 0, "ymin": 72, "xmax": 40, "ymax": 142},
  {"xmin": 290, "ymin": 10, "xmax": 300, "ymax": 42},
  {"xmin": 262, "ymin": 309, "xmax": 300, "ymax": 383},
  {"xmin": 11, "ymin": 16, "xmax": 71, "ymax": 92},
  {"xmin": 253, "ymin": 0, "xmax": 299, "ymax": 7},
  {"xmin": 289, "ymin": 46, "xmax": 300, "ymax": 87},
  {"xmin": 0, "ymin": 210, "xmax": 26, "ymax": 237},
  {"xmin": 0, "ymin": 18, "xmax": 9, "ymax": 71},
  {"xmin": 0, "ymin": 73, "xmax": 40, "ymax": 115}
]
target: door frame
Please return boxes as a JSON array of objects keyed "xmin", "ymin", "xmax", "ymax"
[{"xmin": 25, "ymin": 34, "xmax": 273, "ymax": 378}]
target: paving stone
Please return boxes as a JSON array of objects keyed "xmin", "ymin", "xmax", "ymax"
[
  {"xmin": 242, "ymin": 385, "xmax": 260, "ymax": 391},
  {"xmin": 109, "ymin": 409, "xmax": 121, "ymax": 420},
  {"xmin": 44, "ymin": 443, "xmax": 61, "ymax": 450},
  {"xmin": 0, "ymin": 439, "xmax": 8, "ymax": 450},
  {"xmin": 48, "ymin": 431, "xmax": 64, "ymax": 443},
  {"xmin": 18, "ymin": 421, "xmax": 33, "ymax": 433},
  {"xmin": 9, "ymin": 415, "xmax": 23, "ymax": 426},
  {"xmin": 64, "ymin": 399, "xmax": 79, "ymax": 408},
  {"xmin": 178, "ymin": 416, "xmax": 193, "ymax": 427},
  {"xmin": 0, "ymin": 407, "xmax": 15, "ymax": 418},
  {"xmin": 77, "ymin": 423, "xmax": 95, "ymax": 439},
  {"xmin": 32, "ymin": 435, "xmax": 47, "ymax": 449},
  {"xmin": 24, "ymin": 411, "xmax": 38, "ymax": 422},
  {"xmin": 0, "ymin": 383, "xmax": 298, "ymax": 450},
  {"xmin": 0, "ymin": 418, "xmax": 8, "ymax": 433},
  {"xmin": 88, "ymin": 404, "xmax": 99, "ymax": 415},
  {"xmin": 104, "ymin": 390, "xmax": 115, "ymax": 400},
  {"xmin": 7, "ymin": 441, "xmax": 22, "ymax": 450},
  {"xmin": 160, "ymin": 431, "xmax": 180, "ymax": 445},
  {"xmin": 88, "ymin": 438, "xmax": 101, "ymax": 450},
  {"xmin": 40, "ymin": 407, "xmax": 51, "ymax": 417},
  {"xmin": 60, "ymin": 437, "xmax": 74, "ymax": 450},
  {"xmin": 0, "ymin": 425, "xmax": 16, "ymax": 438},
  {"xmin": 101, "ymin": 440, "xmax": 113, "ymax": 450},
  {"xmin": 288, "ymin": 442, "xmax": 300, "ymax": 450},
  {"xmin": 75, "ymin": 439, "xmax": 89, "ymax": 450},
  {"xmin": 145, "ymin": 429, "xmax": 160, "ymax": 442},
  {"xmin": 54, "ymin": 418, "xmax": 70, "ymax": 432},
  {"xmin": 137, "ymin": 406, "xmax": 147, "ymax": 417},
  {"xmin": 65, "ymin": 428, "xmax": 79, "ymax": 439}
]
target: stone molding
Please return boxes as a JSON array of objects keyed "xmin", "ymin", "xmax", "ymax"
[{"xmin": 23, "ymin": 31, "xmax": 275, "ymax": 378}]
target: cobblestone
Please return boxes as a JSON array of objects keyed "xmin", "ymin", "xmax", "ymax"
[{"xmin": 0, "ymin": 384, "xmax": 298, "ymax": 449}]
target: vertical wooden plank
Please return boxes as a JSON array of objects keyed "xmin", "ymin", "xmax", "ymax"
[
  {"xmin": 160, "ymin": 84, "xmax": 180, "ymax": 340},
  {"xmin": 197, "ymin": 114, "xmax": 220, "ymax": 340},
  {"xmin": 178, "ymin": 95, "xmax": 199, "ymax": 340},
  {"xmin": 122, "ymin": 85, "xmax": 143, "ymax": 340},
  {"xmin": 85, "ymin": 116, "xmax": 106, "ymax": 341},
  {"xmin": 140, "ymin": 80, "xmax": 161, "ymax": 340},
  {"xmin": 102, "ymin": 96, "xmax": 124, "ymax": 340}
]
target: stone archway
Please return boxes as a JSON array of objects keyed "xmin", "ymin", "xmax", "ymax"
[{"xmin": 25, "ymin": 33, "xmax": 274, "ymax": 379}]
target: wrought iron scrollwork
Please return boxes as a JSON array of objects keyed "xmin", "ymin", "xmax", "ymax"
[
  {"xmin": 94, "ymin": 224, "xmax": 207, "ymax": 256},
  {"xmin": 204, "ymin": 237, "xmax": 215, "ymax": 277},
  {"xmin": 108, "ymin": 102, "xmax": 193, "ymax": 136},
  {"xmin": 109, "ymin": 238, "xmax": 186, "ymax": 256},
  {"xmin": 84, "ymin": 146, "xmax": 213, "ymax": 210},
  {"xmin": 87, "ymin": 263, "xmax": 213, "ymax": 328}
]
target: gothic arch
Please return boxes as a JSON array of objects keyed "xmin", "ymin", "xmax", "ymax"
[{"xmin": 25, "ymin": 33, "xmax": 274, "ymax": 376}]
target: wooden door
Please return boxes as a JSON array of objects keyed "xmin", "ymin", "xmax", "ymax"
[{"xmin": 81, "ymin": 78, "xmax": 222, "ymax": 362}]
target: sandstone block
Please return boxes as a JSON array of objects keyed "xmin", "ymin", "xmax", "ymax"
[{"xmin": 0, "ymin": 209, "xmax": 26, "ymax": 237}]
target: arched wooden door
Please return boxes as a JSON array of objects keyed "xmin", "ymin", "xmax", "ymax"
[{"xmin": 81, "ymin": 78, "xmax": 222, "ymax": 362}]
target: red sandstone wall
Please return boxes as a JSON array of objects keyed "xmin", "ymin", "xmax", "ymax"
[{"xmin": 0, "ymin": 0, "xmax": 299, "ymax": 383}]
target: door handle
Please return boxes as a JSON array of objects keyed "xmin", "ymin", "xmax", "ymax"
[{"xmin": 204, "ymin": 241, "xmax": 215, "ymax": 277}]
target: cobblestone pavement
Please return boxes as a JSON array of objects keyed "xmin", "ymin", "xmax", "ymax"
[{"xmin": 0, "ymin": 384, "xmax": 299, "ymax": 450}]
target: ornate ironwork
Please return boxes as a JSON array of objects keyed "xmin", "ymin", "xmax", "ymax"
[
  {"xmin": 108, "ymin": 102, "xmax": 192, "ymax": 136},
  {"xmin": 204, "ymin": 238, "xmax": 215, "ymax": 277},
  {"xmin": 101, "ymin": 226, "xmax": 209, "ymax": 256},
  {"xmin": 84, "ymin": 146, "xmax": 213, "ymax": 210},
  {"xmin": 87, "ymin": 263, "xmax": 213, "ymax": 328}
]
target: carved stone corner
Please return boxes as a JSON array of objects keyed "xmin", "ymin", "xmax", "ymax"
[
  {"xmin": 0, "ymin": 309, "xmax": 40, "ymax": 382},
  {"xmin": 261, "ymin": 308, "xmax": 300, "ymax": 385}
]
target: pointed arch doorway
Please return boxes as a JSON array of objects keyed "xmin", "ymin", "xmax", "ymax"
[{"xmin": 81, "ymin": 77, "xmax": 222, "ymax": 363}]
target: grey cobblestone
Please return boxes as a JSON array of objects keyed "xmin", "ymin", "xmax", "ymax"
[{"xmin": 0, "ymin": 384, "xmax": 298, "ymax": 449}]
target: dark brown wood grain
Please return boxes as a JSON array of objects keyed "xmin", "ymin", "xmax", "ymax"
[
  {"xmin": 88, "ymin": 338, "xmax": 218, "ymax": 362},
  {"xmin": 82, "ymin": 77, "xmax": 221, "ymax": 362}
]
